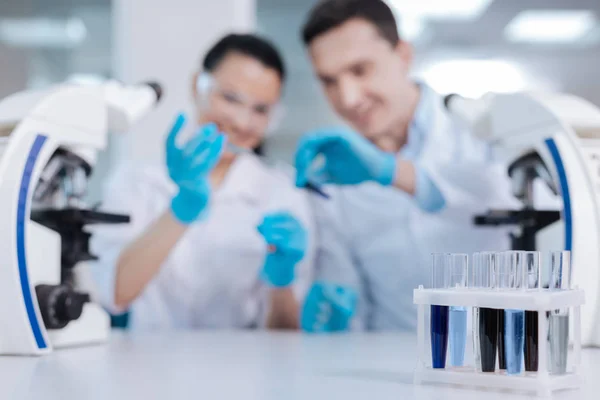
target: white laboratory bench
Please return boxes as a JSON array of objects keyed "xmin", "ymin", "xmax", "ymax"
[{"xmin": 1, "ymin": 331, "xmax": 599, "ymax": 400}]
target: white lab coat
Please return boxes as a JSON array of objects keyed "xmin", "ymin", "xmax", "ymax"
[
  {"xmin": 89, "ymin": 153, "xmax": 315, "ymax": 330},
  {"xmin": 312, "ymin": 85, "xmax": 519, "ymax": 331}
]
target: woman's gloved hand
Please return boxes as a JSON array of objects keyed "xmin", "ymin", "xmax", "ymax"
[
  {"xmin": 295, "ymin": 129, "xmax": 397, "ymax": 188},
  {"xmin": 257, "ymin": 211, "xmax": 307, "ymax": 287},
  {"xmin": 166, "ymin": 113, "xmax": 226, "ymax": 224},
  {"xmin": 301, "ymin": 282, "xmax": 357, "ymax": 333}
]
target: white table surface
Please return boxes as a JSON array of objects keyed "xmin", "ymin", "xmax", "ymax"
[{"xmin": 1, "ymin": 331, "xmax": 599, "ymax": 400}]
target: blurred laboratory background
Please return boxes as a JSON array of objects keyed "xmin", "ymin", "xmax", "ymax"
[{"xmin": 1, "ymin": 0, "xmax": 600, "ymax": 172}]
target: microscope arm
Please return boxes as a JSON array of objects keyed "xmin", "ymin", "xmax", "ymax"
[{"xmin": 103, "ymin": 80, "xmax": 162, "ymax": 133}]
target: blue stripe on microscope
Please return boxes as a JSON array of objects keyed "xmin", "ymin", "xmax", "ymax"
[
  {"xmin": 16, "ymin": 134, "xmax": 48, "ymax": 349},
  {"xmin": 545, "ymin": 138, "xmax": 572, "ymax": 251}
]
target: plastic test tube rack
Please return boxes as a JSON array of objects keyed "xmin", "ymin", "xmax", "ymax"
[{"xmin": 413, "ymin": 286, "xmax": 585, "ymax": 397}]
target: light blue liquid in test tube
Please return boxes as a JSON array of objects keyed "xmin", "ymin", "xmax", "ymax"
[
  {"xmin": 448, "ymin": 253, "xmax": 468, "ymax": 367},
  {"xmin": 504, "ymin": 309, "xmax": 525, "ymax": 374},
  {"xmin": 499, "ymin": 251, "xmax": 525, "ymax": 376}
]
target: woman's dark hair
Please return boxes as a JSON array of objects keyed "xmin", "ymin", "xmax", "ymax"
[{"xmin": 203, "ymin": 33, "xmax": 286, "ymax": 83}]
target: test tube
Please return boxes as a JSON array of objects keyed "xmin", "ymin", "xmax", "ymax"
[
  {"xmin": 471, "ymin": 252, "xmax": 499, "ymax": 372},
  {"xmin": 496, "ymin": 253, "xmax": 508, "ymax": 371},
  {"xmin": 470, "ymin": 253, "xmax": 481, "ymax": 371},
  {"xmin": 500, "ymin": 251, "xmax": 526, "ymax": 376},
  {"xmin": 448, "ymin": 254, "xmax": 468, "ymax": 367},
  {"xmin": 498, "ymin": 313, "xmax": 507, "ymax": 370},
  {"xmin": 430, "ymin": 253, "xmax": 449, "ymax": 369},
  {"xmin": 524, "ymin": 251, "xmax": 541, "ymax": 372},
  {"xmin": 549, "ymin": 251, "xmax": 572, "ymax": 374},
  {"xmin": 226, "ymin": 142, "xmax": 329, "ymax": 199}
]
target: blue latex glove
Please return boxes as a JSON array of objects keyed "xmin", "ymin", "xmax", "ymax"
[
  {"xmin": 301, "ymin": 282, "xmax": 357, "ymax": 333},
  {"xmin": 295, "ymin": 129, "xmax": 397, "ymax": 188},
  {"xmin": 257, "ymin": 211, "xmax": 307, "ymax": 287},
  {"xmin": 166, "ymin": 113, "xmax": 226, "ymax": 224}
]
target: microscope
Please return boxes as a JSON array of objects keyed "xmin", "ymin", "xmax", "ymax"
[
  {"xmin": 446, "ymin": 91, "xmax": 600, "ymax": 346},
  {"xmin": 0, "ymin": 80, "xmax": 161, "ymax": 355}
]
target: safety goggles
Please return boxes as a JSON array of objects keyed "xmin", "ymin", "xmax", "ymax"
[{"xmin": 195, "ymin": 73, "xmax": 285, "ymax": 136}]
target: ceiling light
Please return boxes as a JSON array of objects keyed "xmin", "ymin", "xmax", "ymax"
[
  {"xmin": 0, "ymin": 18, "xmax": 87, "ymax": 49},
  {"xmin": 418, "ymin": 59, "xmax": 533, "ymax": 98},
  {"xmin": 387, "ymin": 0, "xmax": 493, "ymax": 20},
  {"xmin": 505, "ymin": 10, "xmax": 597, "ymax": 44}
]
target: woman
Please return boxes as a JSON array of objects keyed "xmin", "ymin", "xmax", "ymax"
[{"xmin": 90, "ymin": 34, "xmax": 314, "ymax": 330}]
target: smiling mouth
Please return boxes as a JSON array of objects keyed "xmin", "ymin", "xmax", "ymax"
[{"xmin": 353, "ymin": 107, "xmax": 374, "ymax": 126}]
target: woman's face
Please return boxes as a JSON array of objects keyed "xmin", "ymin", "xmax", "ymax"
[{"xmin": 195, "ymin": 52, "xmax": 283, "ymax": 160}]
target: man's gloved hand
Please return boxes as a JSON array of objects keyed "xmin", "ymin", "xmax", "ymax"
[
  {"xmin": 295, "ymin": 129, "xmax": 397, "ymax": 188},
  {"xmin": 258, "ymin": 211, "xmax": 307, "ymax": 287},
  {"xmin": 301, "ymin": 282, "xmax": 357, "ymax": 333},
  {"xmin": 166, "ymin": 113, "xmax": 226, "ymax": 224}
]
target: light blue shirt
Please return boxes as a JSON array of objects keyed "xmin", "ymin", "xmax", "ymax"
[
  {"xmin": 404, "ymin": 84, "xmax": 446, "ymax": 213},
  {"xmin": 311, "ymin": 85, "xmax": 513, "ymax": 330}
]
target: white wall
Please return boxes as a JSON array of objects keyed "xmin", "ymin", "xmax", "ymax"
[
  {"xmin": 111, "ymin": 0, "xmax": 257, "ymax": 164},
  {"xmin": 0, "ymin": 42, "xmax": 29, "ymax": 99}
]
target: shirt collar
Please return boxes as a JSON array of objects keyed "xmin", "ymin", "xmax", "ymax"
[
  {"xmin": 215, "ymin": 153, "xmax": 265, "ymax": 205},
  {"xmin": 401, "ymin": 82, "xmax": 435, "ymax": 160}
]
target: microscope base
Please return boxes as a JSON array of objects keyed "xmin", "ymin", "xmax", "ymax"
[{"xmin": 48, "ymin": 304, "xmax": 110, "ymax": 349}]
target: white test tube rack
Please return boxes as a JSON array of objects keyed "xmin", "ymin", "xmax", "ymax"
[{"xmin": 413, "ymin": 286, "xmax": 585, "ymax": 397}]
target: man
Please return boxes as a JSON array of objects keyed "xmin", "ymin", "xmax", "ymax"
[{"xmin": 295, "ymin": 0, "xmax": 516, "ymax": 330}]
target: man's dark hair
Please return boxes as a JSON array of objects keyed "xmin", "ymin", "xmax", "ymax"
[
  {"xmin": 203, "ymin": 33, "xmax": 286, "ymax": 82},
  {"xmin": 302, "ymin": 0, "xmax": 400, "ymax": 47}
]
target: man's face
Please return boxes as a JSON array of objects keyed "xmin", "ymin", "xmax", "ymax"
[
  {"xmin": 308, "ymin": 19, "xmax": 413, "ymax": 141},
  {"xmin": 195, "ymin": 52, "xmax": 282, "ymax": 160}
]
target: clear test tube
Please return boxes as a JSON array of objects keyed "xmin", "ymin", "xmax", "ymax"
[
  {"xmin": 496, "ymin": 252, "xmax": 510, "ymax": 370},
  {"xmin": 471, "ymin": 252, "xmax": 499, "ymax": 372},
  {"xmin": 549, "ymin": 251, "xmax": 572, "ymax": 374},
  {"xmin": 470, "ymin": 253, "xmax": 482, "ymax": 371},
  {"xmin": 501, "ymin": 251, "xmax": 526, "ymax": 376},
  {"xmin": 448, "ymin": 253, "xmax": 468, "ymax": 367},
  {"xmin": 430, "ymin": 253, "xmax": 449, "ymax": 369},
  {"xmin": 523, "ymin": 251, "xmax": 541, "ymax": 372}
]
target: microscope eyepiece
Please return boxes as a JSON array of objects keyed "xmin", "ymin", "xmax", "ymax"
[
  {"xmin": 444, "ymin": 93, "xmax": 459, "ymax": 109},
  {"xmin": 143, "ymin": 81, "xmax": 163, "ymax": 103}
]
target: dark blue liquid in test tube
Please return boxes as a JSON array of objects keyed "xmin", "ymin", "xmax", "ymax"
[
  {"xmin": 523, "ymin": 251, "xmax": 541, "ymax": 372},
  {"xmin": 431, "ymin": 305, "xmax": 449, "ymax": 368},
  {"xmin": 430, "ymin": 253, "xmax": 449, "ymax": 369},
  {"xmin": 471, "ymin": 252, "xmax": 499, "ymax": 372}
]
